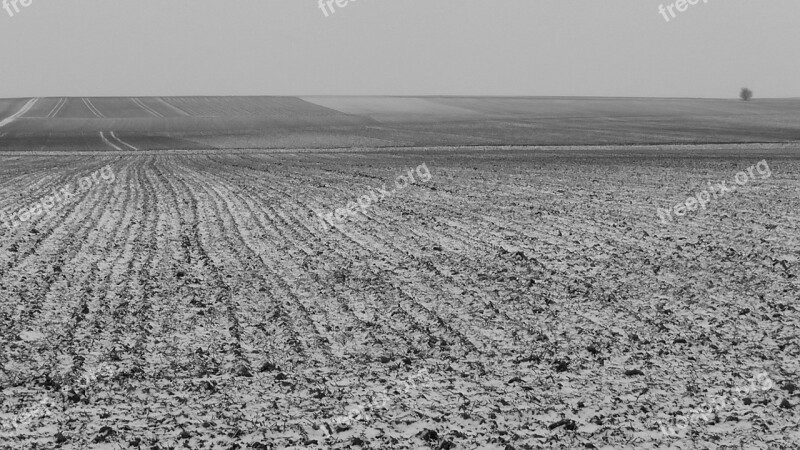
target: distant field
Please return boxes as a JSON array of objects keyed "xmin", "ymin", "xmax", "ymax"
[{"xmin": 1, "ymin": 96, "xmax": 800, "ymax": 151}]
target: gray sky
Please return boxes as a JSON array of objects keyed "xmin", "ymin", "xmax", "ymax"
[{"xmin": 1, "ymin": 0, "xmax": 798, "ymax": 99}]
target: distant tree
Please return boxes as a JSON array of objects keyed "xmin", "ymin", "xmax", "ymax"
[{"xmin": 740, "ymin": 88, "xmax": 753, "ymax": 101}]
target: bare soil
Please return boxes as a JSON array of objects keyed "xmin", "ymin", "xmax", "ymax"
[{"xmin": 1, "ymin": 144, "xmax": 798, "ymax": 449}]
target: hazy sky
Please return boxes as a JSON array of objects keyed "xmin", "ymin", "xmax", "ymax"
[{"xmin": 1, "ymin": 0, "xmax": 798, "ymax": 98}]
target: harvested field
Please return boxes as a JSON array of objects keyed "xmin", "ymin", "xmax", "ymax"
[{"xmin": 1, "ymin": 143, "xmax": 799, "ymax": 449}]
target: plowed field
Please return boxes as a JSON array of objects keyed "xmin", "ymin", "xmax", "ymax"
[{"xmin": 1, "ymin": 144, "xmax": 799, "ymax": 449}]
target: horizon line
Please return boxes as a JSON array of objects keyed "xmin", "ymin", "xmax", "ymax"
[{"xmin": 1, "ymin": 94, "xmax": 796, "ymax": 101}]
